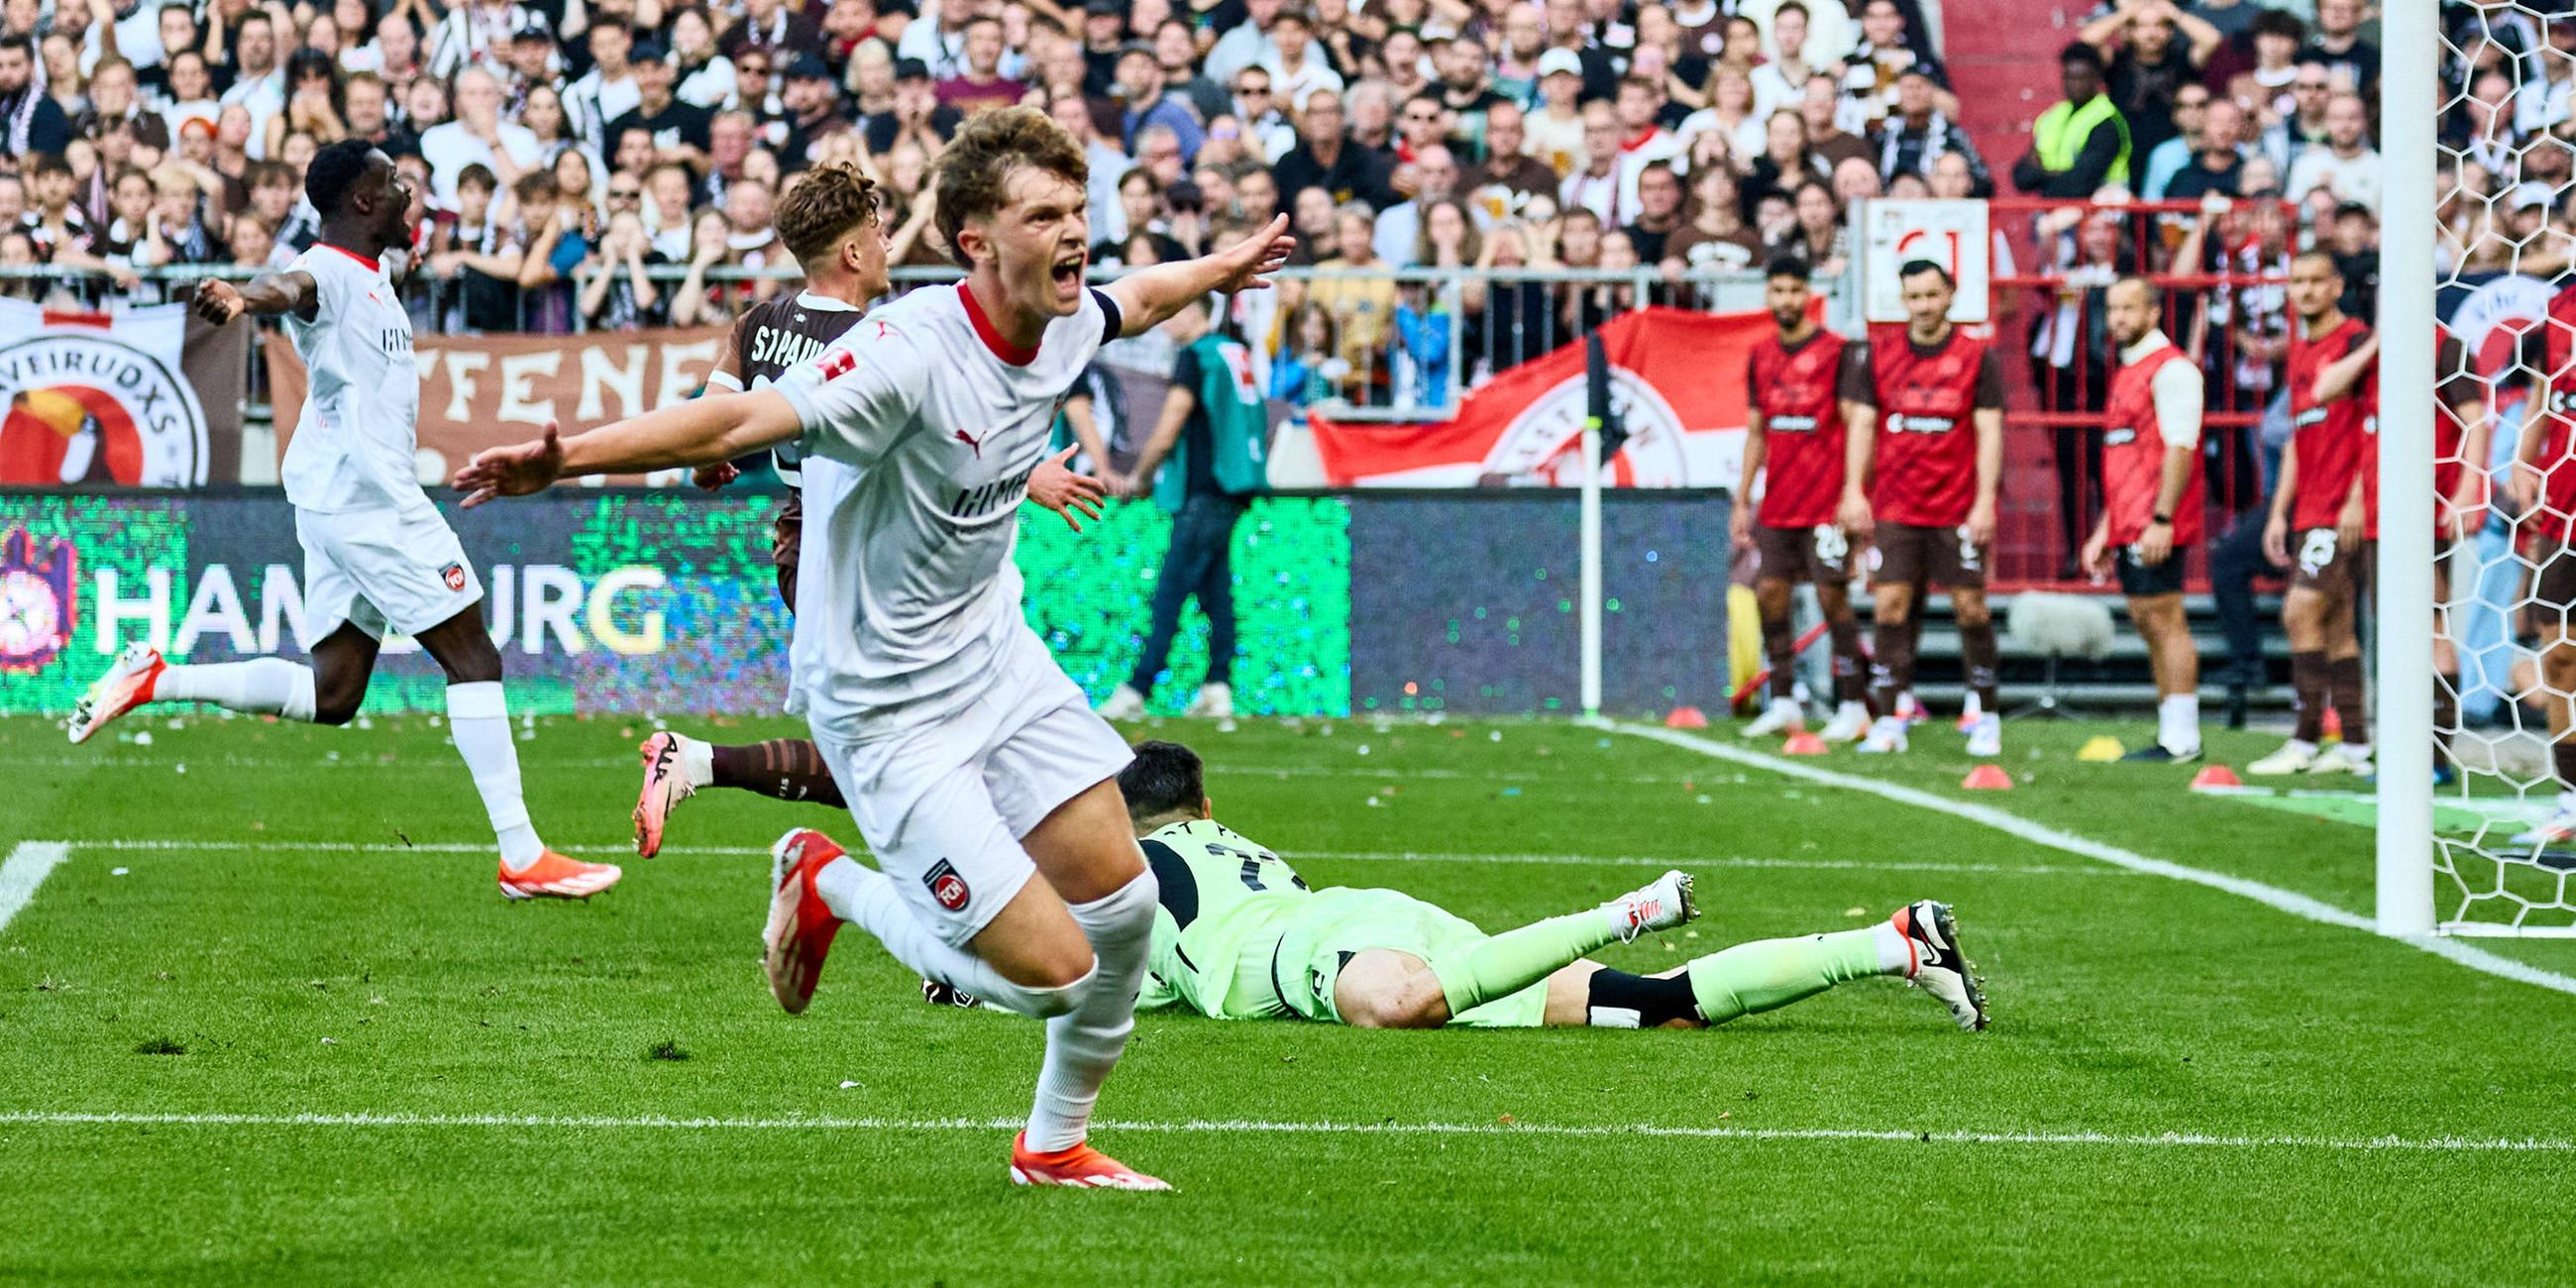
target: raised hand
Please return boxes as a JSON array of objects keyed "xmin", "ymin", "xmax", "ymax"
[
  {"xmin": 1209, "ymin": 213, "xmax": 1296, "ymax": 293},
  {"xmin": 192, "ymin": 278, "xmax": 245, "ymax": 325},
  {"xmin": 454, "ymin": 421, "xmax": 568, "ymax": 508}
]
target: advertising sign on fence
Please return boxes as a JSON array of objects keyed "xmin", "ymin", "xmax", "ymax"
[
  {"xmin": 0, "ymin": 301, "xmax": 245, "ymax": 488},
  {"xmin": 1859, "ymin": 198, "xmax": 1991, "ymax": 324}
]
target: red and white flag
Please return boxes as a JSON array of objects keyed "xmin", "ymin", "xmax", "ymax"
[{"xmin": 0, "ymin": 300, "xmax": 211, "ymax": 487}]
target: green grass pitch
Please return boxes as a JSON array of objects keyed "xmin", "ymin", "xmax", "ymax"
[{"xmin": 5, "ymin": 710, "xmax": 2576, "ymax": 1285}]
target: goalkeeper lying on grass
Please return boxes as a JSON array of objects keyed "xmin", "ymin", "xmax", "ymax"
[{"xmin": 916, "ymin": 740, "xmax": 1987, "ymax": 1032}]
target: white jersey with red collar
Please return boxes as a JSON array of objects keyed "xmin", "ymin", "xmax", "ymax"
[
  {"xmin": 278, "ymin": 243, "xmax": 423, "ymax": 513},
  {"xmin": 774, "ymin": 280, "xmax": 1124, "ymax": 735}
]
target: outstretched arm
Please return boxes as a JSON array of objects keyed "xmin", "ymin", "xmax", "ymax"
[
  {"xmin": 193, "ymin": 269, "xmax": 320, "ymax": 324},
  {"xmin": 1104, "ymin": 213, "xmax": 1295, "ymax": 338},
  {"xmin": 453, "ymin": 390, "xmax": 804, "ymax": 505}
]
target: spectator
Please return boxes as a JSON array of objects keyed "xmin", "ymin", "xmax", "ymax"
[
  {"xmin": 422, "ymin": 65, "xmax": 539, "ymax": 205},
  {"xmin": 18, "ymin": 153, "xmax": 91, "ymax": 262},
  {"xmin": 265, "ymin": 48, "xmax": 345, "ymax": 159},
  {"xmin": 1463, "ymin": 100, "xmax": 1560, "ymax": 212},
  {"xmin": 1493, "ymin": 3, "xmax": 1549, "ymax": 103},
  {"xmin": 1526, "ymin": 49, "xmax": 1589, "ymax": 179},
  {"xmin": 1309, "ymin": 203, "xmax": 1396, "ymax": 401},
  {"xmin": 1392, "ymin": 273, "xmax": 1454, "ymax": 408},
  {"xmin": 1154, "ymin": 18, "xmax": 1228, "ymax": 125},
  {"xmin": 1843, "ymin": 0, "xmax": 1947, "ymax": 131},
  {"xmin": 1275, "ymin": 89, "xmax": 1391, "ymax": 209},
  {"xmin": 1876, "ymin": 62, "xmax": 1987, "ymax": 192},
  {"xmin": 670, "ymin": 8, "xmax": 738, "ymax": 110},
  {"xmin": 937, "ymin": 16, "xmax": 1024, "ymax": 116},
  {"xmin": 1435, "ymin": 33, "xmax": 1508, "ymax": 155},
  {"xmin": 159, "ymin": 50, "xmax": 219, "ymax": 141},
  {"xmin": 1751, "ymin": 1, "xmax": 1823, "ymax": 121},
  {"xmin": 566, "ymin": 19, "xmax": 640, "ymax": 149},
  {"xmin": 2284, "ymin": 91, "xmax": 2381, "ymax": 216},
  {"xmin": 1664, "ymin": 163, "xmax": 1761, "ymax": 273},
  {"xmin": 580, "ymin": 206, "xmax": 667, "ymax": 328},
  {"xmin": 2232, "ymin": 14, "xmax": 2313, "ymax": 154},
  {"xmin": 1772, "ymin": 179, "xmax": 1848, "ymax": 276},
  {"xmin": 220, "ymin": 12, "xmax": 287, "ymax": 150},
  {"xmin": 1374, "ymin": 143, "xmax": 1457, "ymax": 268},
  {"xmin": 2081, "ymin": 0, "xmax": 2220, "ymax": 163},
  {"xmin": 1259, "ymin": 9, "xmax": 1343, "ymax": 108},
  {"xmin": 77, "ymin": 55, "xmax": 167, "ymax": 150},
  {"xmin": 1560, "ymin": 99, "xmax": 1621, "ymax": 223},
  {"xmin": 2138, "ymin": 81, "xmax": 2212, "ymax": 199},
  {"xmin": 642, "ymin": 159, "xmax": 696, "ymax": 258},
  {"xmin": 1, "ymin": 34, "xmax": 71, "ymax": 156},
  {"xmin": 1624, "ymin": 160, "xmax": 1684, "ymax": 263},
  {"xmin": 1117, "ymin": 42, "xmax": 1203, "ymax": 162},
  {"xmin": 790, "ymin": 54, "xmax": 865, "ymax": 164},
  {"xmin": 1272, "ymin": 301, "xmax": 1350, "ymax": 408},
  {"xmin": 608, "ymin": 43, "xmax": 716, "ymax": 163},
  {"xmin": 730, "ymin": 0, "xmax": 823, "ymax": 67},
  {"xmin": 1799, "ymin": 71, "xmax": 1873, "ymax": 172},
  {"xmin": 145, "ymin": 161, "xmax": 215, "ymax": 263},
  {"xmin": 1230, "ymin": 64, "xmax": 1296, "ymax": 163},
  {"xmin": 427, "ymin": 0, "xmax": 526, "ymax": 82},
  {"xmin": 2306, "ymin": 0, "xmax": 2377, "ymax": 97},
  {"xmin": 1610, "ymin": 75, "xmax": 1684, "ymax": 215},
  {"xmin": 1744, "ymin": 108, "xmax": 1830, "ymax": 216},
  {"xmin": 2012, "ymin": 42, "xmax": 2129, "ymax": 196},
  {"xmin": 1679, "ymin": 64, "xmax": 1764, "ymax": 162},
  {"xmin": 2162, "ymin": 95, "xmax": 2247, "ymax": 201},
  {"xmin": 2327, "ymin": 199, "xmax": 2377, "ymax": 320}
]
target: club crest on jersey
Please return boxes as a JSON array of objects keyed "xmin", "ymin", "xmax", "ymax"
[
  {"xmin": 924, "ymin": 859, "xmax": 970, "ymax": 912},
  {"xmin": 441, "ymin": 562, "xmax": 468, "ymax": 591}
]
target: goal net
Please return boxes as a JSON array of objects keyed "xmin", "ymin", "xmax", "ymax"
[{"xmin": 2411, "ymin": 2, "xmax": 2576, "ymax": 935}]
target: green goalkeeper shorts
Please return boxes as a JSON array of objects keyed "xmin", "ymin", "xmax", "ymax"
[{"xmin": 1260, "ymin": 887, "xmax": 1550, "ymax": 1028}]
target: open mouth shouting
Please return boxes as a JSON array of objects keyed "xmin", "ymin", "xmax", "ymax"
[{"xmin": 1050, "ymin": 247, "xmax": 1087, "ymax": 301}]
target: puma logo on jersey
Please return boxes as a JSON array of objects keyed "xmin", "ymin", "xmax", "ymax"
[{"xmin": 954, "ymin": 428, "xmax": 988, "ymax": 459}]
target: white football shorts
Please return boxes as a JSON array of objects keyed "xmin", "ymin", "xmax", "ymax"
[
  {"xmin": 810, "ymin": 625, "xmax": 1135, "ymax": 947},
  {"xmin": 293, "ymin": 500, "xmax": 484, "ymax": 640}
]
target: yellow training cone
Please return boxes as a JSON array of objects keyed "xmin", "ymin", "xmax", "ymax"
[{"xmin": 2077, "ymin": 735, "xmax": 2126, "ymax": 762}]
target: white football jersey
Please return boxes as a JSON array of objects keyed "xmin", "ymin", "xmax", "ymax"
[
  {"xmin": 774, "ymin": 281, "xmax": 1123, "ymax": 735},
  {"xmin": 278, "ymin": 244, "xmax": 424, "ymax": 513}
]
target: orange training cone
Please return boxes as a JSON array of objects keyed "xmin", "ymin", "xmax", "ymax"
[
  {"xmin": 1665, "ymin": 706, "xmax": 1709, "ymax": 729},
  {"xmin": 1961, "ymin": 765, "xmax": 2014, "ymax": 790},
  {"xmin": 2190, "ymin": 765, "xmax": 2244, "ymax": 790},
  {"xmin": 1782, "ymin": 731, "xmax": 1830, "ymax": 756}
]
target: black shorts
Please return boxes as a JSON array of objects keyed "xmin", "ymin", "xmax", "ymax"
[
  {"xmin": 2115, "ymin": 543, "xmax": 2190, "ymax": 597},
  {"xmin": 1869, "ymin": 521, "xmax": 1987, "ymax": 590},
  {"xmin": 1753, "ymin": 522, "xmax": 1855, "ymax": 585},
  {"xmin": 773, "ymin": 487, "xmax": 803, "ymax": 609},
  {"xmin": 2288, "ymin": 527, "xmax": 2370, "ymax": 599}
]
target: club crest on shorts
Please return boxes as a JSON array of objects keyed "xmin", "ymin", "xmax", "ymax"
[
  {"xmin": 440, "ymin": 561, "xmax": 468, "ymax": 591},
  {"xmin": 924, "ymin": 859, "xmax": 970, "ymax": 912}
]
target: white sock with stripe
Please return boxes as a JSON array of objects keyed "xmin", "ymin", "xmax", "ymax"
[
  {"xmin": 813, "ymin": 858, "xmax": 1090, "ymax": 1019},
  {"xmin": 153, "ymin": 659, "xmax": 316, "ymax": 721},
  {"xmin": 446, "ymin": 682, "xmax": 544, "ymax": 870}
]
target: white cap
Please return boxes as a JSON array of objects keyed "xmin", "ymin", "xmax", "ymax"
[
  {"xmin": 1538, "ymin": 48, "xmax": 1583, "ymax": 80},
  {"xmin": 2512, "ymin": 182, "xmax": 2556, "ymax": 211}
]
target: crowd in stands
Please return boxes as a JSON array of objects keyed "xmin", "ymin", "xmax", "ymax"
[{"xmin": 0, "ymin": 0, "xmax": 2536, "ymax": 408}]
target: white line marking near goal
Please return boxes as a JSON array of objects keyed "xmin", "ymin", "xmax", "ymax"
[
  {"xmin": 1607, "ymin": 723, "xmax": 2576, "ymax": 999},
  {"xmin": 0, "ymin": 1109, "xmax": 2567, "ymax": 1154},
  {"xmin": 58, "ymin": 838, "xmax": 2138, "ymax": 878},
  {"xmin": 0, "ymin": 843, "xmax": 69, "ymax": 934}
]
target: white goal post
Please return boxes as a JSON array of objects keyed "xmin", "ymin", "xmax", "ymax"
[{"xmin": 2376, "ymin": 0, "xmax": 2436, "ymax": 936}]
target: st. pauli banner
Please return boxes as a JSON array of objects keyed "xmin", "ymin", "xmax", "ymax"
[
  {"xmin": 1306, "ymin": 305, "xmax": 1771, "ymax": 488},
  {"xmin": 265, "ymin": 324, "xmax": 728, "ymax": 484},
  {"xmin": 0, "ymin": 300, "xmax": 243, "ymax": 487}
]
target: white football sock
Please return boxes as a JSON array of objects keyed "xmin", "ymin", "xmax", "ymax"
[
  {"xmin": 1024, "ymin": 868, "xmax": 1158, "ymax": 1151},
  {"xmin": 816, "ymin": 858, "xmax": 1090, "ymax": 1019},
  {"xmin": 1872, "ymin": 921, "xmax": 1912, "ymax": 975},
  {"xmin": 446, "ymin": 682, "xmax": 544, "ymax": 869},
  {"xmin": 2159, "ymin": 694, "xmax": 2200, "ymax": 753},
  {"xmin": 153, "ymin": 659, "xmax": 316, "ymax": 721},
  {"xmin": 679, "ymin": 734, "xmax": 714, "ymax": 788}
]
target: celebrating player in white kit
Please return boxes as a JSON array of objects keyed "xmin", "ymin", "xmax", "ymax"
[
  {"xmin": 453, "ymin": 107, "xmax": 1295, "ymax": 1190},
  {"xmin": 69, "ymin": 142, "xmax": 620, "ymax": 902}
]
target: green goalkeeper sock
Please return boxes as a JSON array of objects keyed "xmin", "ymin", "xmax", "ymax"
[
  {"xmin": 1429, "ymin": 908, "xmax": 1622, "ymax": 1018},
  {"xmin": 1684, "ymin": 929, "xmax": 1885, "ymax": 1025}
]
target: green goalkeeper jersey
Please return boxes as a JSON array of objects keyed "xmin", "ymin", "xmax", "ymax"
[{"xmin": 1134, "ymin": 819, "xmax": 1311, "ymax": 1019}]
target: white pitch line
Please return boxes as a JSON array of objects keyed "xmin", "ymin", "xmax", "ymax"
[
  {"xmin": 0, "ymin": 1110, "xmax": 2567, "ymax": 1154},
  {"xmin": 0, "ymin": 842, "xmax": 68, "ymax": 934},
  {"xmin": 1609, "ymin": 722, "xmax": 2576, "ymax": 999},
  {"xmin": 58, "ymin": 838, "xmax": 2136, "ymax": 878}
]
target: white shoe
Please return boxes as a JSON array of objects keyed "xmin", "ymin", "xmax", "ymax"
[
  {"xmin": 68, "ymin": 641, "xmax": 165, "ymax": 744},
  {"xmin": 2308, "ymin": 742, "xmax": 2373, "ymax": 777},
  {"xmin": 2248, "ymin": 739, "xmax": 2320, "ymax": 776},
  {"xmin": 1954, "ymin": 691, "xmax": 1985, "ymax": 734},
  {"xmin": 1097, "ymin": 684, "xmax": 1146, "ymax": 720},
  {"xmin": 1604, "ymin": 870, "xmax": 1697, "ymax": 942},
  {"xmin": 1742, "ymin": 698, "xmax": 1804, "ymax": 738},
  {"xmin": 1856, "ymin": 715, "xmax": 1909, "ymax": 754},
  {"xmin": 1819, "ymin": 701, "xmax": 1871, "ymax": 743},
  {"xmin": 1964, "ymin": 713, "xmax": 2001, "ymax": 758},
  {"xmin": 1891, "ymin": 900, "xmax": 1987, "ymax": 1031},
  {"xmin": 1185, "ymin": 682, "xmax": 1234, "ymax": 719}
]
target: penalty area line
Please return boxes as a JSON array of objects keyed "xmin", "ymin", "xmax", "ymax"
[
  {"xmin": 1606, "ymin": 722, "xmax": 2576, "ymax": 999},
  {"xmin": 0, "ymin": 1110, "xmax": 2569, "ymax": 1154},
  {"xmin": 0, "ymin": 842, "xmax": 70, "ymax": 934}
]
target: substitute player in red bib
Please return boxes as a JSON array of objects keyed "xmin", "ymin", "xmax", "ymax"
[
  {"xmin": 2082, "ymin": 276, "xmax": 2204, "ymax": 762},
  {"xmin": 1733, "ymin": 256, "xmax": 1872, "ymax": 743},
  {"xmin": 2510, "ymin": 282, "xmax": 2576, "ymax": 843},
  {"xmin": 457, "ymin": 108, "xmax": 1295, "ymax": 1190},
  {"xmin": 2254, "ymin": 253, "xmax": 2375, "ymax": 777},
  {"xmin": 1838, "ymin": 259, "xmax": 2007, "ymax": 757}
]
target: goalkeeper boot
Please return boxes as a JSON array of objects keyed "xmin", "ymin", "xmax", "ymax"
[
  {"xmin": 1857, "ymin": 715, "xmax": 1909, "ymax": 754},
  {"xmin": 2248, "ymin": 739, "xmax": 2320, "ymax": 776},
  {"xmin": 762, "ymin": 828, "xmax": 846, "ymax": 1015},
  {"xmin": 2308, "ymin": 742, "xmax": 2374, "ymax": 777},
  {"xmin": 67, "ymin": 641, "xmax": 165, "ymax": 744},
  {"xmin": 496, "ymin": 850, "xmax": 623, "ymax": 901},
  {"xmin": 1605, "ymin": 870, "xmax": 1698, "ymax": 942},
  {"xmin": 1010, "ymin": 1132, "xmax": 1171, "ymax": 1191},
  {"xmin": 1890, "ymin": 899, "xmax": 1987, "ymax": 1031},
  {"xmin": 1819, "ymin": 700, "xmax": 1871, "ymax": 743},
  {"xmin": 631, "ymin": 731, "xmax": 700, "ymax": 859},
  {"xmin": 1742, "ymin": 697, "xmax": 1805, "ymax": 738}
]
